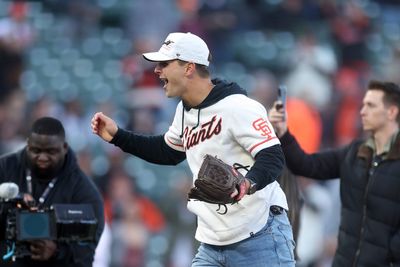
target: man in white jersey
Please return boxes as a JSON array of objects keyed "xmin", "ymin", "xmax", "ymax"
[{"xmin": 91, "ymin": 32, "xmax": 295, "ymax": 266}]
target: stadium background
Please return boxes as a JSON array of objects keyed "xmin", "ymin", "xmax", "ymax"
[{"xmin": 0, "ymin": 0, "xmax": 399, "ymax": 266}]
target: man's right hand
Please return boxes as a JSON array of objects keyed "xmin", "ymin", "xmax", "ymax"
[
  {"xmin": 90, "ymin": 112, "xmax": 118, "ymax": 142},
  {"xmin": 269, "ymin": 101, "xmax": 288, "ymax": 138}
]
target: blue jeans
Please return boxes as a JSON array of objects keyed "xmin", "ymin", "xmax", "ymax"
[{"xmin": 192, "ymin": 209, "xmax": 296, "ymax": 267}]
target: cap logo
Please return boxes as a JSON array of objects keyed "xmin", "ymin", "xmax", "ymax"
[{"xmin": 163, "ymin": 40, "xmax": 174, "ymax": 46}]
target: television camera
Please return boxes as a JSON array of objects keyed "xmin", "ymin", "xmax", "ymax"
[{"xmin": 0, "ymin": 182, "xmax": 98, "ymax": 261}]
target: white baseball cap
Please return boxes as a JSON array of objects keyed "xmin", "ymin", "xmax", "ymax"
[{"xmin": 143, "ymin": 32, "xmax": 210, "ymax": 66}]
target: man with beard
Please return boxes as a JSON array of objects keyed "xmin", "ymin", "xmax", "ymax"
[{"xmin": 0, "ymin": 117, "xmax": 104, "ymax": 267}]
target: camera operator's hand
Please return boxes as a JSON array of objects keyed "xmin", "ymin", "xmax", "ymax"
[
  {"xmin": 30, "ymin": 240, "xmax": 57, "ymax": 261},
  {"xmin": 22, "ymin": 193, "xmax": 36, "ymax": 207},
  {"xmin": 269, "ymin": 101, "xmax": 288, "ymax": 138}
]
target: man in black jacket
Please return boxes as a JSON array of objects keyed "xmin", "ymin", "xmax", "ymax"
[
  {"xmin": 0, "ymin": 117, "xmax": 104, "ymax": 267},
  {"xmin": 269, "ymin": 80, "xmax": 400, "ymax": 266}
]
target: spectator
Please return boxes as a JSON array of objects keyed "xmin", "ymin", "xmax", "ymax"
[
  {"xmin": 0, "ymin": 1, "xmax": 35, "ymax": 95},
  {"xmin": 103, "ymin": 170, "xmax": 165, "ymax": 267},
  {"xmin": 269, "ymin": 80, "xmax": 400, "ymax": 266}
]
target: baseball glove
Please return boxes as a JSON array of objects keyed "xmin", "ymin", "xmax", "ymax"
[{"xmin": 188, "ymin": 154, "xmax": 245, "ymax": 207}]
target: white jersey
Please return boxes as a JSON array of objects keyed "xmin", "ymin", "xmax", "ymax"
[{"xmin": 164, "ymin": 92, "xmax": 288, "ymax": 245}]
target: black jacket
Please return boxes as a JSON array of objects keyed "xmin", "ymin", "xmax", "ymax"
[
  {"xmin": 0, "ymin": 148, "xmax": 104, "ymax": 267},
  {"xmin": 280, "ymin": 131, "xmax": 400, "ymax": 267}
]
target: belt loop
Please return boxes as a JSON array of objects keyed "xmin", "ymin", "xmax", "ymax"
[{"xmin": 270, "ymin": 205, "xmax": 284, "ymax": 215}]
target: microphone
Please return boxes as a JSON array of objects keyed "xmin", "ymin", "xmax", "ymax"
[{"xmin": 0, "ymin": 182, "xmax": 19, "ymax": 199}]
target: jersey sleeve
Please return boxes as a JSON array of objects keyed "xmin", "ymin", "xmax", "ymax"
[
  {"xmin": 164, "ymin": 102, "xmax": 185, "ymax": 152},
  {"xmin": 229, "ymin": 97, "xmax": 280, "ymax": 157}
]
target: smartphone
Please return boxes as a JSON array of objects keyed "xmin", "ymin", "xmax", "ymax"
[{"xmin": 276, "ymin": 85, "xmax": 287, "ymax": 111}]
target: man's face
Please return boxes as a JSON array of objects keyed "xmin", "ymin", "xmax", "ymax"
[
  {"xmin": 154, "ymin": 60, "xmax": 189, "ymax": 98},
  {"xmin": 26, "ymin": 133, "xmax": 67, "ymax": 179},
  {"xmin": 360, "ymin": 90, "xmax": 390, "ymax": 133}
]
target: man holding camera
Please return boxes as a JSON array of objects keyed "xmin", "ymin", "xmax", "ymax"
[{"xmin": 0, "ymin": 117, "xmax": 104, "ymax": 266}]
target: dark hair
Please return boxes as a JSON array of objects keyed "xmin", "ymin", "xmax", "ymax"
[
  {"xmin": 368, "ymin": 80, "xmax": 400, "ymax": 122},
  {"xmin": 30, "ymin": 117, "xmax": 65, "ymax": 138},
  {"xmin": 178, "ymin": 52, "xmax": 212, "ymax": 78},
  {"xmin": 195, "ymin": 64, "xmax": 210, "ymax": 78},
  {"xmin": 195, "ymin": 52, "xmax": 212, "ymax": 78}
]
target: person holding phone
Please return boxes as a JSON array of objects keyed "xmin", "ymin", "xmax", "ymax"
[{"xmin": 269, "ymin": 80, "xmax": 400, "ymax": 266}]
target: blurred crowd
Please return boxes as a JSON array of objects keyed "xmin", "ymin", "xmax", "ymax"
[{"xmin": 1, "ymin": 0, "xmax": 400, "ymax": 266}]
